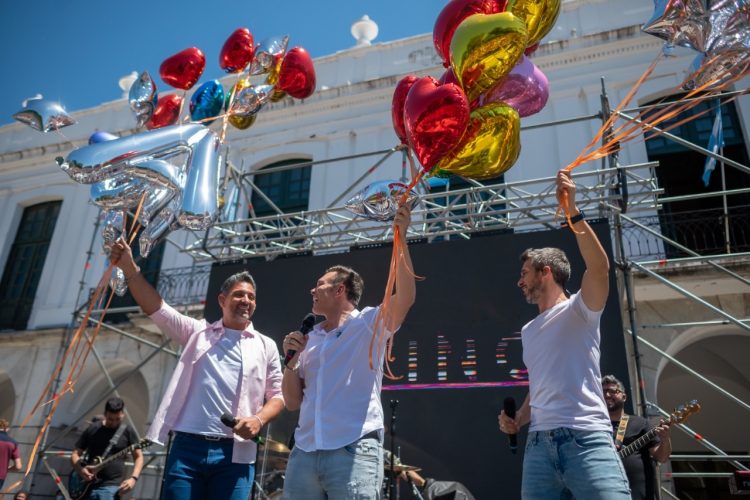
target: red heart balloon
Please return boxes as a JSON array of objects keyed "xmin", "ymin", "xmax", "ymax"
[
  {"xmin": 220, "ymin": 28, "xmax": 255, "ymax": 73},
  {"xmin": 391, "ymin": 75, "xmax": 418, "ymax": 144},
  {"xmin": 404, "ymin": 76, "xmax": 470, "ymax": 171},
  {"xmin": 146, "ymin": 94, "xmax": 183, "ymax": 130},
  {"xmin": 160, "ymin": 47, "xmax": 205, "ymax": 90},
  {"xmin": 433, "ymin": 0, "xmax": 507, "ymax": 66},
  {"xmin": 438, "ymin": 67, "xmax": 459, "ymax": 86},
  {"xmin": 278, "ymin": 47, "xmax": 316, "ymax": 99}
]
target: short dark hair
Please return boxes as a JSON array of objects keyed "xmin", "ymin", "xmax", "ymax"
[
  {"xmin": 220, "ymin": 271, "xmax": 257, "ymax": 295},
  {"xmin": 327, "ymin": 265, "xmax": 364, "ymax": 307},
  {"xmin": 104, "ymin": 397, "xmax": 124, "ymax": 413},
  {"xmin": 520, "ymin": 247, "xmax": 571, "ymax": 288},
  {"xmin": 601, "ymin": 374, "xmax": 626, "ymax": 393}
]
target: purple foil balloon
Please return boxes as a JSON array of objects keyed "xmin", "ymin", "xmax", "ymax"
[{"xmin": 480, "ymin": 56, "xmax": 549, "ymax": 118}]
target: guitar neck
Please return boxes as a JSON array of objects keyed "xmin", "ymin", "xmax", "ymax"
[
  {"xmin": 618, "ymin": 427, "xmax": 659, "ymax": 459},
  {"xmin": 90, "ymin": 444, "xmax": 136, "ymax": 472}
]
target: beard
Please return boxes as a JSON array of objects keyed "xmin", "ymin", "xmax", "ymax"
[
  {"xmin": 606, "ymin": 399, "xmax": 625, "ymax": 412},
  {"xmin": 523, "ymin": 280, "xmax": 543, "ymax": 304}
]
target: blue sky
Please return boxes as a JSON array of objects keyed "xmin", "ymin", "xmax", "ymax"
[{"xmin": 0, "ymin": 1, "xmax": 444, "ymax": 127}]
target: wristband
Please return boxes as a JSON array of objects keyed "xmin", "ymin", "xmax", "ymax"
[
  {"xmin": 124, "ymin": 266, "xmax": 141, "ymax": 281},
  {"xmin": 130, "ymin": 476, "xmax": 139, "ymax": 482},
  {"xmin": 251, "ymin": 414, "xmax": 264, "ymax": 427},
  {"xmin": 562, "ymin": 210, "xmax": 585, "ymax": 226}
]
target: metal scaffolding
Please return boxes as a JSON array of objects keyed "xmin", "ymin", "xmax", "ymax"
[{"xmin": 26, "ymin": 81, "xmax": 750, "ymax": 498}]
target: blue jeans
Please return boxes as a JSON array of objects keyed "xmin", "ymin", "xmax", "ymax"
[
  {"xmin": 283, "ymin": 436, "xmax": 383, "ymax": 500},
  {"xmin": 88, "ymin": 484, "xmax": 121, "ymax": 500},
  {"xmin": 522, "ymin": 428, "xmax": 631, "ymax": 500},
  {"xmin": 163, "ymin": 432, "xmax": 254, "ymax": 500}
]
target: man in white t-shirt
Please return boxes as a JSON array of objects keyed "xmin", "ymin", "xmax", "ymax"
[
  {"xmin": 280, "ymin": 205, "xmax": 416, "ymax": 499},
  {"xmin": 109, "ymin": 239, "xmax": 284, "ymax": 500},
  {"xmin": 498, "ymin": 170, "xmax": 630, "ymax": 499}
]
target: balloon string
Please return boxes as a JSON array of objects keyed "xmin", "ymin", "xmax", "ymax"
[
  {"xmin": 368, "ymin": 168, "xmax": 424, "ymax": 380},
  {"xmin": 15, "ymin": 196, "xmax": 146, "ymax": 486},
  {"xmin": 558, "ymin": 52, "xmax": 741, "ymax": 229}
]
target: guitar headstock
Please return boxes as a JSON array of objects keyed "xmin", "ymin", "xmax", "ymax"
[
  {"xmin": 669, "ymin": 400, "xmax": 701, "ymax": 424},
  {"xmin": 136, "ymin": 439, "xmax": 154, "ymax": 450}
]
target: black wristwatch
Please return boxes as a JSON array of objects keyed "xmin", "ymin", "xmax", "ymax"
[{"xmin": 562, "ymin": 210, "xmax": 585, "ymax": 226}]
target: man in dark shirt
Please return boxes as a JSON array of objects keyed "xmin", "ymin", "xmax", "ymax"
[
  {"xmin": 0, "ymin": 418, "xmax": 22, "ymax": 491},
  {"xmin": 602, "ymin": 375, "xmax": 672, "ymax": 500},
  {"xmin": 71, "ymin": 397, "xmax": 144, "ymax": 500}
]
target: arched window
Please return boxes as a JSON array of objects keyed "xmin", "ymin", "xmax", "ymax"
[
  {"xmin": 251, "ymin": 159, "xmax": 311, "ymax": 217},
  {"xmin": 0, "ymin": 201, "xmax": 62, "ymax": 330}
]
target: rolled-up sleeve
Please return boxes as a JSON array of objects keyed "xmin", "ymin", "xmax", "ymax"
[
  {"xmin": 264, "ymin": 340, "xmax": 284, "ymax": 403},
  {"xmin": 149, "ymin": 301, "xmax": 206, "ymax": 346}
]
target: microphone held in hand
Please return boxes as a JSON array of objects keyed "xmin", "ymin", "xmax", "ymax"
[
  {"xmin": 220, "ymin": 413, "xmax": 264, "ymax": 444},
  {"xmin": 503, "ymin": 397, "xmax": 518, "ymax": 454},
  {"xmin": 284, "ymin": 313, "xmax": 317, "ymax": 367},
  {"xmin": 220, "ymin": 413, "xmax": 237, "ymax": 428}
]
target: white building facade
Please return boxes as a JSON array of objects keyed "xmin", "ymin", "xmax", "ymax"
[{"xmin": 1, "ymin": 0, "xmax": 748, "ymax": 497}]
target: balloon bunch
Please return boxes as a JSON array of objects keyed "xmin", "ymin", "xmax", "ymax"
[
  {"xmin": 129, "ymin": 28, "xmax": 316, "ymax": 131},
  {"xmin": 50, "ymin": 26, "xmax": 317, "ymax": 295},
  {"xmin": 643, "ymin": 0, "xmax": 750, "ymax": 90},
  {"xmin": 391, "ymin": 0, "xmax": 558, "ymax": 181}
]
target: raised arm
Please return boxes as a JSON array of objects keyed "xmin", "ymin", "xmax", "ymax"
[
  {"xmin": 109, "ymin": 237, "xmax": 163, "ymax": 315},
  {"xmin": 386, "ymin": 205, "xmax": 417, "ymax": 331},
  {"xmin": 557, "ymin": 170, "xmax": 609, "ymax": 312}
]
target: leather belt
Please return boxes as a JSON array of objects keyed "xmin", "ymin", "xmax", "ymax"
[{"xmin": 175, "ymin": 431, "xmax": 233, "ymax": 442}]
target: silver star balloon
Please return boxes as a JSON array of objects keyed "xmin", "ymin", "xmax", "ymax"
[
  {"xmin": 643, "ymin": 0, "xmax": 710, "ymax": 52},
  {"xmin": 12, "ymin": 95, "xmax": 76, "ymax": 133},
  {"xmin": 345, "ymin": 180, "xmax": 419, "ymax": 221},
  {"xmin": 129, "ymin": 71, "xmax": 158, "ymax": 128},
  {"xmin": 229, "ymin": 84, "xmax": 274, "ymax": 117},
  {"xmin": 706, "ymin": 0, "xmax": 750, "ymax": 53},
  {"xmin": 249, "ymin": 35, "xmax": 289, "ymax": 75}
]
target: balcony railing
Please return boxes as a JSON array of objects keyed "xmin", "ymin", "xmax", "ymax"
[
  {"xmin": 156, "ymin": 264, "xmax": 212, "ymax": 307},
  {"xmin": 620, "ymin": 205, "xmax": 750, "ymax": 261}
]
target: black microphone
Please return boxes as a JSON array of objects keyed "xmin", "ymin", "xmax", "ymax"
[
  {"xmin": 220, "ymin": 413, "xmax": 265, "ymax": 444},
  {"xmin": 284, "ymin": 313, "xmax": 316, "ymax": 367},
  {"xmin": 503, "ymin": 397, "xmax": 518, "ymax": 454}
]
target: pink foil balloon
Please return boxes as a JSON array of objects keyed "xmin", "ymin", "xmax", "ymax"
[{"xmin": 481, "ymin": 55, "xmax": 549, "ymax": 117}]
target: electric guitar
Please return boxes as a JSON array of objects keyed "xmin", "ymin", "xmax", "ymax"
[
  {"xmin": 617, "ymin": 400, "xmax": 700, "ymax": 459},
  {"xmin": 68, "ymin": 438, "xmax": 152, "ymax": 500}
]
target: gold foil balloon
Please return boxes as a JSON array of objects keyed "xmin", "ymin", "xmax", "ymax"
[
  {"xmin": 436, "ymin": 102, "xmax": 521, "ymax": 180},
  {"xmin": 507, "ymin": 0, "xmax": 561, "ymax": 46},
  {"xmin": 450, "ymin": 12, "xmax": 528, "ymax": 103},
  {"xmin": 270, "ymin": 89, "xmax": 287, "ymax": 102},
  {"xmin": 229, "ymin": 113, "xmax": 258, "ymax": 130}
]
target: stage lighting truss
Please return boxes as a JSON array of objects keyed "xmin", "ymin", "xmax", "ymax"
[{"xmin": 183, "ymin": 162, "xmax": 661, "ymax": 262}]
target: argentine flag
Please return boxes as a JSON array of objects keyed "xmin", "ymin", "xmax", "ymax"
[{"xmin": 703, "ymin": 101, "xmax": 725, "ymax": 187}]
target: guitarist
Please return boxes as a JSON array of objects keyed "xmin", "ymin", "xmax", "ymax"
[
  {"xmin": 602, "ymin": 375, "xmax": 671, "ymax": 500},
  {"xmin": 71, "ymin": 397, "xmax": 144, "ymax": 499}
]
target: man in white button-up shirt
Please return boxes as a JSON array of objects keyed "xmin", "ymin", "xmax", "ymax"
[{"xmin": 281, "ymin": 205, "xmax": 416, "ymax": 499}]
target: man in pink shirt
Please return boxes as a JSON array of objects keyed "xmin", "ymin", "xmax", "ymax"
[{"xmin": 110, "ymin": 238, "xmax": 284, "ymax": 500}]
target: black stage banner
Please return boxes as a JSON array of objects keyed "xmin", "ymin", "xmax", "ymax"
[{"xmin": 205, "ymin": 220, "xmax": 630, "ymax": 499}]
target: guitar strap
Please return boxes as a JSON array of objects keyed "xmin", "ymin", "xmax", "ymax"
[
  {"xmin": 101, "ymin": 423, "xmax": 127, "ymax": 460},
  {"xmin": 614, "ymin": 414, "xmax": 629, "ymax": 449}
]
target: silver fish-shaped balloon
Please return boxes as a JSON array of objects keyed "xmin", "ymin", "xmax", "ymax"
[{"xmin": 345, "ymin": 180, "xmax": 419, "ymax": 221}]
